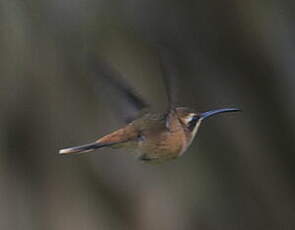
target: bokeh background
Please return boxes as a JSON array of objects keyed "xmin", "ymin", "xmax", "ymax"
[{"xmin": 1, "ymin": 0, "xmax": 295, "ymax": 229}]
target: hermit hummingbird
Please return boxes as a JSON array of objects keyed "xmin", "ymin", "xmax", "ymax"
[{"xmin": 59, "ymin": 51, "xmax": 240, "ymax": 163}]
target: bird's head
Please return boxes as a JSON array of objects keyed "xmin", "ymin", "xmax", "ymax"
[{"xmin": 175, "ymin": 107, "xmax": 240, "ymax": 143}]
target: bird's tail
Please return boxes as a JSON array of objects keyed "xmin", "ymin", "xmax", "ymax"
[
  {"xmin": 59, "ymin": 142, "xmax": 110, "ymax": 155},
  {"xmin": 59, "ymin": 126, "xmax": 137, "ymax": 155}
]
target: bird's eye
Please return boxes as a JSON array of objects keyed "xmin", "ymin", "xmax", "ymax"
[{"xmin": 187, "ymin": 116, "xmax": 199, "ymax": 131}]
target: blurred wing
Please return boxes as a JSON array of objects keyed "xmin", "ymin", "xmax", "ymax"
[
  {"xmin": 156, "ymin": 45, "xmax": 181, "ymax": 130},
  {"xmin": 88, "ymin": 57, "xmax": 149, "ymax": 123},
  {"xmin": 156, "ymin": 45, "xmax": 180, "ymax": 110}
]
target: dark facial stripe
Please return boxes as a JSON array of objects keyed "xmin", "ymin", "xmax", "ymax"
[{"xmin": 187, "ymin": 116, "xmax": 199, "ymax": 131}]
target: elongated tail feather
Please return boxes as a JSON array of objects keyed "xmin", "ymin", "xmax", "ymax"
[
  {"xmin": 59, "ymin": 142, "xmax": 111, "ymax": 155},
  {"xmin": 59, "ymin": 125, "xmax": 139, "ymax": 155}
]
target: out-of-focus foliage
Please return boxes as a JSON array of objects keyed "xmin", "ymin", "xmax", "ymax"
[{"xmin": 1, "ymin": 0, "xmax": 295, "ymax": 229}]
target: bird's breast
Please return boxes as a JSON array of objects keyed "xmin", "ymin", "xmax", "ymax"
[{"xmin": 136, "ymin": 126, "xmax": 188, "ymax": 162}]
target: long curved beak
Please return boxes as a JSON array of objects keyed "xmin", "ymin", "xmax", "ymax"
[{"xmin": 200, "ymin": 108, "xmax": 240, "ymax": 120}]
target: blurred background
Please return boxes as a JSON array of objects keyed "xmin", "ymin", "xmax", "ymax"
[{"xmin": 1, "ymin": 0, "xmax": 295, "ymax": 229}]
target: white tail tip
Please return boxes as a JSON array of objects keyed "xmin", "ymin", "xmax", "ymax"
[
  {"xmin": 58, "ymin": 142, "xmax": 107, "ymax": 155},
  {"xmin": 59, "ymin": 148, "xmax": 71, "ymax": 155}
]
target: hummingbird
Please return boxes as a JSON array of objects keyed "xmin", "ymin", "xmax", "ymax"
[{"xmin": 59, "ymin": 50, "xmax": 240, "ymax": 163}]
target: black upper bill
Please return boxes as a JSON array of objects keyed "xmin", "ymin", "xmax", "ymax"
[{"xmin": 200, "ymin": 108, "xmax": 241, "ymax": 120}]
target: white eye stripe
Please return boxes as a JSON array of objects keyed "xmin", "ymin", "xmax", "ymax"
[{"xmin": 184, "ymin": 113, "xmax": 196, "ymax": 124}]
